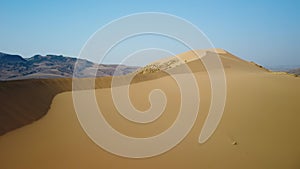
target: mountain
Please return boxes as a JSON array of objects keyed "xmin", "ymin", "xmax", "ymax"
[
  {"xmin": 0, "ymin": 52, "xmax": 139, "ymax": 80},
  {"xmin": 0, "ymin": 52, "xmax": 26, "ymax": 63}
]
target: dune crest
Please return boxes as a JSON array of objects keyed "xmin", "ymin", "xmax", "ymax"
[{"xmin": 0, "ymin": 49, "xmax": 300, "ymax": 168}]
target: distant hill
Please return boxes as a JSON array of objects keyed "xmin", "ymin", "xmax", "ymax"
[
  {"xmin": 288, "ymin": 68, "xmax": 300, "ymax": 76},
  {"xmin": 265, "ymin": 65, "xmax": 300, "ymax": 76},
  {"xmin": 0, "ymin": 52, "xmax": 138, "ymax": 80},
  {"xmin": 0, "ymin": 52, "xmax": 27, "ymax": 63}
]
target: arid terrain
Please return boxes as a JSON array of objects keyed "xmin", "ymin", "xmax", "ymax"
[
  {"xmin": 289, "ymin": 68, "xmax": 300, "ymax": 76},
  {"xmin": 0, "ymin": 52, "xmax": 138, "ymax": 80},
  {"xmin": 0, "ymin": 49, "xmax": 299, "ymax": 169}
]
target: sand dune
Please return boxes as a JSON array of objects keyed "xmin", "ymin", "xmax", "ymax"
[
  {"xmin": 0, "ymin": 77, "xmax": 114, "ymax": 135},
  {"xmin": 0, "ymin": 49, "xmax": 299, "ymax": 168}
]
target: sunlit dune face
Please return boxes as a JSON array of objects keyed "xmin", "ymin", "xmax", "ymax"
[{"xmin": 0, "ymin": 50, "xmax": 300, "ymax": 168}]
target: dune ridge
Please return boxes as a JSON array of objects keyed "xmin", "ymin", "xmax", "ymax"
[
  {"xmin": 0, "ymin": 49, "xmax": 288, "ymax": 135},
  {"xmin": 0, "ymin": 49, "xmax": 299, "ymax": 168}
]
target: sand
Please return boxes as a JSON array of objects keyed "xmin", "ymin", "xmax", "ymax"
[{"xmin": 0, "ymin": 49, "xmax": 299, "ymax": 168}]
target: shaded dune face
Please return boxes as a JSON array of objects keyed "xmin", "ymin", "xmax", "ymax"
[
  {"xmin": 0, "ymin": 49, "xmax": 262, "ymax": 135},
  {"xmin": 0, "ymin": 77, "xmax": 112, "ymax": 135},
  {"xmin": 0, "ymin": 50, "xmax": 300, "ymax": 168}
]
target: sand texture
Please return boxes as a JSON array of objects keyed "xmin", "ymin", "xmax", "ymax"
[{"xmin": 0, "ymin": 49, "xmax": 299, "ymax": 168}]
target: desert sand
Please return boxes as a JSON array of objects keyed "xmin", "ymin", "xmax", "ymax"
[{"xmin": 0, "ymin": 49, "xmax": 299, "ymax": 169}]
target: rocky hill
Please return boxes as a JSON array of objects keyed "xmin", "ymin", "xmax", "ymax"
[{"xmin": 0, "ymin": 52, "xmax": 138, "ymax": 80}]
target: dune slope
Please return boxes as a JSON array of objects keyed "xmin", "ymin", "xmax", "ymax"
[{"xmin": 0, "ymin": 49, "xmax": 299, "ymax": 169}]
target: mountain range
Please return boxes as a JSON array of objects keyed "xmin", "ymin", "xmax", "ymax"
[{"xmin": 0, "ymin": 52, "xmax": 139, "ymax": 80}]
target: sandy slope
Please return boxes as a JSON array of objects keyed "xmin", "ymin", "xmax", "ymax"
[
  {"xmin": 0, "ymin": 77, "xmax": 116, "ymax": 135},
  {"xmin": 0, "ymin": 50, "xmax": 300, "ymax": 168}
]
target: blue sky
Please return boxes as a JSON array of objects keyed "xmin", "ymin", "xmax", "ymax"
[{"xmin": 0, "ymin": 0, "xmax": 299, "ymax": 66}]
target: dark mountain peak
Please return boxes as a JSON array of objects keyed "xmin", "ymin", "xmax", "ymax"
[
  {"xmin": 28, "ymin": 54, "xmax": 70, "ymax": 63},
  {"xmin": 46, "ymin": 54, "xmax": 64, "ymax": 57},
  {"xmin": 31, "ymin": 54, "xmax": 43, "ymax": 59},
  {"xmin": 0, "ymin": 52, "xmax": 26, "ymax": 63}
]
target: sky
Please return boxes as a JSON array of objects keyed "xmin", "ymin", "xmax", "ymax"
[{"xmin": 0, "ymin": 0, "xmax": 299, "ymax": 66}]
